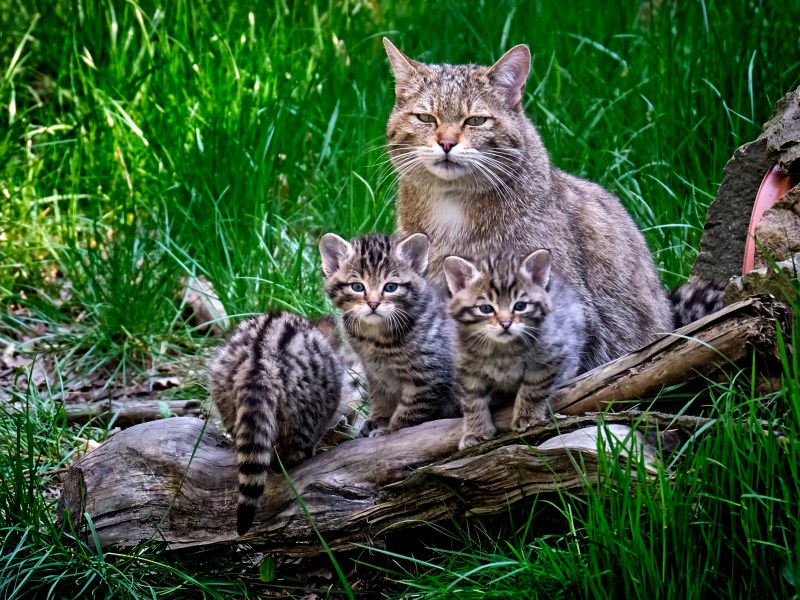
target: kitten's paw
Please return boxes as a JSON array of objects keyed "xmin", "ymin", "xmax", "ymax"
[
  {"xmin": 359, "ymin": 418, "xmax": 388, "ymax": 438},
  {"xmin": 512, "ymin": 414, "xmax": 544, "ymax": 433},
  {"xmin": 368, "ymin": 427, "xmax": 389, "ymax": 438},
  {"xmin": 458, "ymin": 433, "xmax": 492, "ymax": 451}
]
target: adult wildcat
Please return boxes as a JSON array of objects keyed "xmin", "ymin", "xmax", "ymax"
[{"xmin": 384, "ymin": 39, "xmax": 673, "ymax": 370}]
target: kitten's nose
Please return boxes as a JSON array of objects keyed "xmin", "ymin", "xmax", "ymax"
[
  {"xmin": 499, "ymin": 319, "xmax": 512, "ymax": 331},
  {"xmin": 438, "ymin": 138, "xmax": 457, "ymax": 154},
  {"xmin": 367, "ymin": 301, "xmax": 380, "ymax": 312}
]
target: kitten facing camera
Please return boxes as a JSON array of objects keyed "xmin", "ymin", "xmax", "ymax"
[
  {"xmin": 320, "ymin": 232, "xmax": 460, "ymax": 437},
  {"xmin": 444, "ymin": 250, "xmax": 586, "ymax": 450}
]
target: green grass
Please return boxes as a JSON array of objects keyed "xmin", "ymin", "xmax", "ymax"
[
  {"xmin": 2, "ymin": 0, "xmax": 800, "ymax": 597},
  {"xmin": 372, "ymin": 367, "xmax": 800, "ymax": 599}
]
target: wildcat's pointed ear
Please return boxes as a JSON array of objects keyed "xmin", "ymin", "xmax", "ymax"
[
  {"xmin": 383, "ymin": 38, "xmax": 422, "ymax": 97},
  {"xmin": 443, "ymin": 256, "xmax": 479, "ymax": 295},
  {"xmin": 319, "ymin": 233, "xmax": 353, "ymax": 277},
  {"xmin": 521, "ymin": 249, "xmax": 552, "ymax": 288},
  {"xmin": 396, "ymin": 233, "xmax": 429, "ymax": 274},
  {"xmin": 487, "ymin": 44, "xmax": 531, "ymax": 108}
]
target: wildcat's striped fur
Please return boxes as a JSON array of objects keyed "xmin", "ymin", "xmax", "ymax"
[
  {"xmin": 320, "ymin": 232, "xmax": 460, "ymax": 436},
  {"xmin": 669, "ymin": 280, "xmax": 726, "ymax": 329},
  {"xmin": 208, "ymin": 312, "xmax": 343, "ymax": 535},
  {"xmin": 444, "ymin": 250, "xmax": 586, "ymax": 449},
  {"xmin": 384, "ymin": 39, "xmax": 672, "ymax": 370}
]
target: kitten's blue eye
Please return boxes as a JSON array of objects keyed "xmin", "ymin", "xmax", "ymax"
[
  {"xmin": 478, "ymin": 305, "xmax": 495, "ymax": 314},
  {"xmin": 513, "ymin": 301, "xmax": 527, "ymax": 312},
  {"xmin": 383, "ymin": 283, "xmax": 398, "ymax": 293},
  {"xmin": 417, "ymin": 113, "xmax": 436, "ymax": 124},
  {"xmin": 465, "ymin": 116, "xmax": 488, "ymax": 126},
  {"xmin": 350, "ymin": 283, "xmax": 365, "ymax": 292}
]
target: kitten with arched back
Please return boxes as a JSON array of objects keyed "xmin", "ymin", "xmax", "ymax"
[
  {"xmin": 383, "ymin": 38, "xmax": 674, "ymax": 370},
  {"xmin": 444, "ymin": 250, "xmax": 586, "ymax": 449},
  {"xmin": 320, "ymin": 232, "xmax": 460, "ymax": 436}
]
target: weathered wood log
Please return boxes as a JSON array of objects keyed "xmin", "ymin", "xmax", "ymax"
[
  {"xmin": 552, "ymin": 294, "xmax": 789, "ymax": 415},
  {"xmin": 60, "ymin": 397, "xmax": 204, "ymax": 426},
  {"xmin": 58, "ymin": 411, "xmax": 704, "ymax": 555},
  {"xmin": 57, "ymin": 296, "xmax": 787, "ymax": 555}
]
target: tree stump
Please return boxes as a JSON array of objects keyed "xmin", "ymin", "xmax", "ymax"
[{"xmin": 693, "ymin": 86, "xmax": 800, "ymax": 285}]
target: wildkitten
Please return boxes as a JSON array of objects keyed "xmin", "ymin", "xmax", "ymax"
[
  {"xmin": 208, "ymin": 312, "xmax": 343, "ymax": 536},
  {"xmin": 383, "ymin": 38, "xmax": 673, "ymax": 371},
  {"xmin": 320, "ymin": 232, "xmax": 460, "ymax": 436},
  {"xmin": 444, "ymin": 250, "xmax": 586, "ymax": 450}
]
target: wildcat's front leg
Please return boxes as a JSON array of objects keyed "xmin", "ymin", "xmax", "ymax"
[
  {"xmin": 512, "ymin": 368, "xmax": 558, "ymax": 432},
  {"xmin": 388, "ymin": 386, "xmax": 437, "ymax": 433}
]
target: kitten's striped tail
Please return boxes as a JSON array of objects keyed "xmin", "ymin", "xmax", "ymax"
[
  {"xmin": 234, "ymin": 381, "xmax": 278, "ymax": 536},
  {"xmin": 669, "ymin": 280, "xmax": 725, "ymax": 329}
]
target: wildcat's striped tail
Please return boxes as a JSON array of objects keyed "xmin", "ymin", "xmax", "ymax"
[{"xmin": 234, "ymin": 381, "xmax": 279, "ymax": 536}]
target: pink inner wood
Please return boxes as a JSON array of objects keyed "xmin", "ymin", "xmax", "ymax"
[{"xmin": 742, "ymin": 165, "xmax": 795, "ymax": 274}]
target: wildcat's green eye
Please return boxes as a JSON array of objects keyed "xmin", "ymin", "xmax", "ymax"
[
  {"xmin": 513, "ymin": 301, "xmax": 527, "ymax": 312},
  {"xmin": 478, "ymin": 305, "xmax": 495, "ymax": 315},
  {"xmin": 383, "ymin": 283, "xmax": 399, "ymax": 293},
  {"xmin": 465, "ymin": 116, "xmax": 488, "ymax": 126},
  {"xmin": 417, "ymin": 113, "xmax": 436, "ymax": 124},
  {"xmin": 351, "ymin": 282, "xmax": 365, "ymax": 292}
]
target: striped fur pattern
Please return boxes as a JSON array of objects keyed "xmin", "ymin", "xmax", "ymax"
[
  {"xmin": 444, "ymin": 250, "xmax": 586, "ymax": 450},
  {"xmin": 669, "ymin": 280, "xmax": 726, "ymax": 329},
  {"xmin": 208, "ymin": 312, "xmax": 343, "ymax": 536},
  {"xmin": 384, "ymin": 39, "xmax": 673, "ymax": 370},
  {"xmin": 320, "ymin": 232, "xmax": 460, "ymax": 437}
]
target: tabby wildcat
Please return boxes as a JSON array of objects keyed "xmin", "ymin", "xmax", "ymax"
[
  {"xmin": 320, "ymin": 232, "xmax": 460, "ymax": 436},
  {"xmin": 444, "ymin": 250, "xmax": 586, "ymax": 449},
  {"xmin": 208, "ymin": 312, "xmax": 343, "ymax": 535},
  {"xmin": 383, "ymin": 39, "xmax": 673, "ymax": 370}
]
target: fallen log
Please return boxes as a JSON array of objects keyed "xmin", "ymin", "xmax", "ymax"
[
  {"xmin": 60, "ymin": 397, "xmax": 204, "ymax": 426},
  {"xmin": 57, "ymin": 296, "xmax": 788, "ymax": 555},
  {"xmin": 552, "ymin": 294, "xmax": 789, "ymax": 415}
]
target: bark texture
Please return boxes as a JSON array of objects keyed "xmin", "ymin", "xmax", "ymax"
[{"xmin": 693, "ymin": 86, "xmax": 800, "ymax": 285}]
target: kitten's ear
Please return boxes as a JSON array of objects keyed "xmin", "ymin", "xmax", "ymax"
[
  {"xmin": 396, "ymin": 233, "xmax": 430, "ymax": 274},
  {"xmin": 443, "ymin": 256, "xmax": 479, "ymax": 295},
  {"xmin": 521, "ymin": 249, "xmax": 552, "ymax": 288},
  {"xmin": 319, "ymin": 233, "xmax": 353, "ymax": 277},
  {"xmin": 487, "ymin": 44, "xmax": 531, "ymax": 108},
  {"xmin": 383, "ymin": 38, "xmax": 423, "ymax": 97}
]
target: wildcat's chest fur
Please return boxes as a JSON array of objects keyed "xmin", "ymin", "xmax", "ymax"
[
  {"xmin": 398, "ymin": 179, "xmax": 562, "ymax": 293},
  {"xmin": 473, "ymin": 348, "xmax": 527, "ymax": 392}
]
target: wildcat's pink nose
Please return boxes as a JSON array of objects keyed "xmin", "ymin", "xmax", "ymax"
[
  {"xmin": 438, "ymin": 138, "xmax": 457, "ymax": 153},
  {"xmin": 499, "ymin": 320, "xmax": 512, "ymax": 330},
  {"xmin": 368, "ymin": 301, "xmax": 380, "ymax": 311}
]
